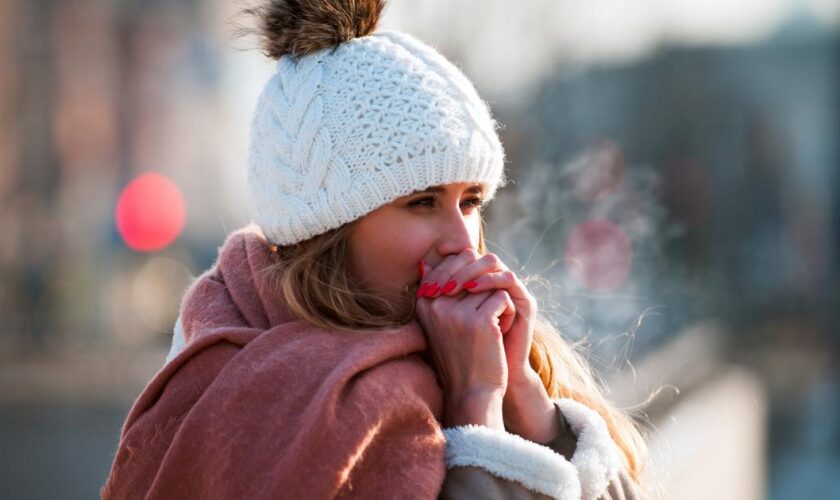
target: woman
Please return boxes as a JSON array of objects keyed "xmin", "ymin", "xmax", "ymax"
[{"xmin": 103, "ymin": 0, "xmax": 647, "ymax": 498}]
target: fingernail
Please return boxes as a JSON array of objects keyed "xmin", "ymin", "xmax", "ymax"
[
  {"xmin": 464, "ymin": 280, "xmax": 479, "ymax": 289},
  {"xmin": 416, "ymin": 283, "xmax": 430, "ymax": 297},
  {"xmin": 424, "ymin": 282, "xmax": 440, "ymax": 297},
  {"xmin": 418, "ymin": 259, "xmax": 425, "ymax": 279},
  {"xmin": 440, "ymin": 280, "xmax": 457, "ymax": 294}
]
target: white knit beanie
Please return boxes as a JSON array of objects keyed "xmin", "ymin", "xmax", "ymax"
[{"xmin": 246, "ymin": 0, "xmax": 507, "ymax": 246}]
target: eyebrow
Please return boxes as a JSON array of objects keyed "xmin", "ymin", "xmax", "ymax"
[{"xmin": 411, "ymin": 184, "xmax": 485, "ymax": 195}]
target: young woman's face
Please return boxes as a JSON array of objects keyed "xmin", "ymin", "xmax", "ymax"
[{"xmin": 346, "ymin": 182, "xmax": 487, "ymax": 315}]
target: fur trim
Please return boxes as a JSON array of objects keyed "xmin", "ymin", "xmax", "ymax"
[
  {"xmin": 555, "ymin": 398, "xmax": 624, "ymax": 499},
  {"xmin": 442, "ymin": 425, "xmax": 581, "ymax": 500},
  {"xmin": 245, "ymin": 0, "xmax": 387, "ymax": 59}
]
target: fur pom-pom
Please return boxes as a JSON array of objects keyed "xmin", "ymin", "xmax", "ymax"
[{"xmin": 244, "ymin": 0, "xmax": 387, "ymax": 59}]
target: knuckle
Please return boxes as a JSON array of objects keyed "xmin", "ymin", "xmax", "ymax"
[
  {"xmin": 454, "ymin": 251, "xmax": 478, "ymax": 271},
  {"xmin": 461, "ymin": 248, "xmax": 481, "ymax": 262},
  {"xmin": 486, "ymin": 253, "xmax": 507, "ymax": 269},
  {"xmin": 520, "ymin": 292, "xmax": 537, "ymax": 312},
  {"xmin": 483, "ymin": 253, "xmax": 502, "ymax": 268},
  {"xmin": 527, "ymin": 293, "xmax": 537, "ymax": 308}
]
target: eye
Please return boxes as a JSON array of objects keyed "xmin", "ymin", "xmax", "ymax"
[
  {"xmin": 409, "ymin": 196, "xmax": 435, "ymax": 207},
  {"xmin": 462, "ymin": 197, "xmax": 486, "ymax": 210},
  {"xmin": 408, "ymin": 196, "xmax": 486, "ymax": 210}
]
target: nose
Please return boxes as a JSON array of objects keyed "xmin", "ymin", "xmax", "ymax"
[{"xmin": 435, "ymin": 207, "xmax": 478, "ymax": 258}]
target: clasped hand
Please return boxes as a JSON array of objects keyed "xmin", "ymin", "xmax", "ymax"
[{"xmin": 415, "ymin": 249, "xmax": 560, "ymax": 443}]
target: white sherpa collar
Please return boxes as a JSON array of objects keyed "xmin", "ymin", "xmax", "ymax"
[
  {"xmin": 555, "ymin": 398, "xmax": 624, "ymax": 499},
  {"xmin": 442, "ymin": 397, "xmax": 623, "ymax": 500},
  {"xmin": 443, "ymin": 423, "xmax": 581, "ymax": 500}
]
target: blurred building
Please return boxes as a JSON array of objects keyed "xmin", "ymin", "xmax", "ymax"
[
  {"xmin": 495, "ymin": 25, "xmax": 839, "ymax": 354},
  {"xmin": 0, "ymin": 0, "xmax": 256, "ymax": 358},
  {"xmin": 492, "ymin": 24, "xmax": 839, "ymax": 498}
]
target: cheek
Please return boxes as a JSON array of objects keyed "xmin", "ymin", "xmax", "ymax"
[
  {"xmin": 371, "ymin": 231, "xmax": 426, "ymax": 280},
  {"xmin": 349, "ymin": 224, "xmax": 429, "ymax": 289}
]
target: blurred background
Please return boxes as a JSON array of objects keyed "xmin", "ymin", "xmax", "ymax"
[{"xmin": 1, "ymin": 0, "xmax": 838, "ymax": 498}]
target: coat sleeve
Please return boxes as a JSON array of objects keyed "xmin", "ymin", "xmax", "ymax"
[{"xmin": 438, "ymin": 398, "xmax": 642, "ymax": 500}]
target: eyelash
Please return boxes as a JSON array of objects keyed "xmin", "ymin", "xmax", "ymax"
[{"xmin": 410, "ymin": 196, "xmax": 486, "ymax": 210}]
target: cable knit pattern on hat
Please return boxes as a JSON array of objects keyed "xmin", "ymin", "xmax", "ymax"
[{"xmin": 247, "ymin": 29, "xmax": 507, "ymax": 246}]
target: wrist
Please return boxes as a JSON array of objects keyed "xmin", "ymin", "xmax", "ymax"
[
  {"xmin": 445, "ymin": 390, "xmax": 505, "ymax": 430},
  {"xmin": 503, "ymin": 372, "xmax": 560, "ymax": 444}
]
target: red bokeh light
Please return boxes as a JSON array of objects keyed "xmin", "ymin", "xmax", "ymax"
[
  {"xmin": 564, "ymin": 218, "xmax": 633, "ymax": 292},
  {"xmin": 115, "ymin": 172, "xmax": 186, "ymax": 252}
]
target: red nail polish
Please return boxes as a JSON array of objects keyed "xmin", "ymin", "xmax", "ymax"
[
  {"xmin": 418, "ymin": 260, "xmax": 425, "ymax": 279},
  {"xmin": 424, "ymin": 283, "xmax": 440, "ymax": 297},
  {"xmin": 440, "ymin": 280, "xmax": 457, "ymax": 294},
  {"xmin": 464, "ymin": 280, "xmax": 479, "ymax": 289},
  {"xmin": 416, "ymin": 283, "xmax": 430, "ymax": 297}
]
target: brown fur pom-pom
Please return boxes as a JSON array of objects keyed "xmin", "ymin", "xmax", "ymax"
[{"xmin": 242, "ymin": 0, "xmax": 387, "ymax": 59}]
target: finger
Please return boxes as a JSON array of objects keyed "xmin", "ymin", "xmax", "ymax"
[
  {"xmin": 463, "ymin": 270, "xmax": 533, "ymax": 309},
  {"xmin": 416, "ymin": 260, "xmax": 433, "ymax": 298},
  {"xmin": 453, "ymin": 289, "xmax": 495, "ymax": 311},
  {"xmin": 476, "ymin": 290, "xmax": 515, "ymax": 332},
  {"xmin": 425, "ymin": 290, "xmax": 492, "ymax": 337},
  {"xmin": 439, "ymin": 252, "xmax": 506, "ymax": 297},
  {"xmin": 497, "ymin": 291, "xmax": 516, "ymax": 334},
  {"xmin": 420, "ymin": 249, "xmax": 481, "ymax": 298}
]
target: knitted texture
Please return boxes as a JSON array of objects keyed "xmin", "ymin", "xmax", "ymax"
[{"xmin": 247, "ymin": 29, "xmax": 507, "ymax": 246}]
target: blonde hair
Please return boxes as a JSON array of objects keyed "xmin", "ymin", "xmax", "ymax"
[{"xmin": 256, "ymin": 218, "xmax": 648, "ymax": 488}]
